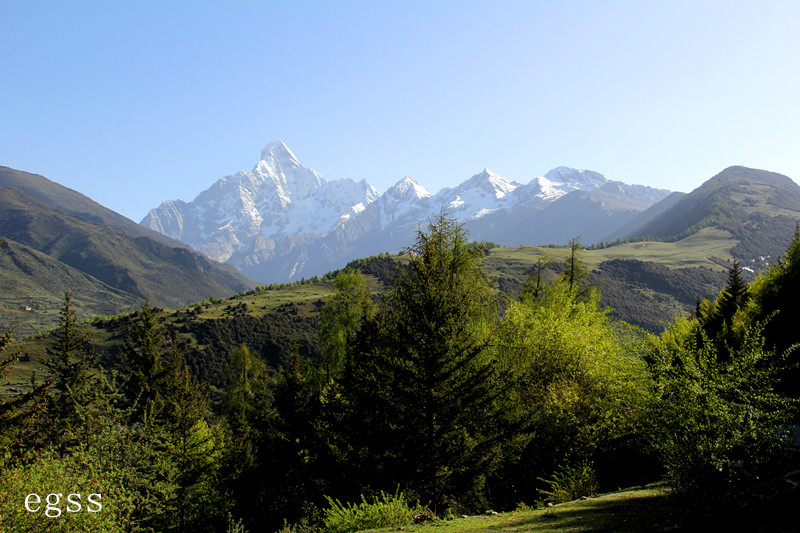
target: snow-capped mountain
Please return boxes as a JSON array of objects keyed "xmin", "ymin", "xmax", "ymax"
[
  {"xmin": 142, "ymin": 141, "xmax": 379, "ymax": 263},
  {"xmin": 515, "ymin": 167, "xmax": 608, "ymax": 205},
  {"xmin": 434, "ymin": 169, "xmax": 521, "ymax": 221},
  {"xmin": 374, "ymin": 176, "xmax": 432, "ymax": 230},
  {"xmin": 142, "ymin": 141, "xmax": 671, "ymax": 282}
]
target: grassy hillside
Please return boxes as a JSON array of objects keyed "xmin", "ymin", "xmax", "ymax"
[
  {"xmin": 0, "ymin": 238, "xmax": 141, "ymax": 336},
  {"xmin": 485, "ymin": 227, "xmax": 734, "ymax": 277},
  {"xmin": 483, "ymin": 228, "xmax": 732, "ymax": 330},
  {"xmin": 622, "ymin": 166, "xmax": 800, "ymax": 267},
  {"xmin": 0, "ymin": 185, "xmax": 255, "ymax": 335}
]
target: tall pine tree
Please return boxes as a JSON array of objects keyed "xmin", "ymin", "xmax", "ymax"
[
  {"xmin": 345, "ymin": 214, "xmax": 508, "ymax": 510},
  {"xmin": 40, "ymin": 290, "xmax": 99, "ymax": 454},
  {"xmin": 118, "ymin": 296, "xmax": 182, "ymax": 423},
  {"xmin": 696, "ymin": 260, "xmax": 751, "ymax": 357}
]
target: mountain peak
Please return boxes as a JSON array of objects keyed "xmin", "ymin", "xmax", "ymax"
[
  {"xmin": 454, "ymin": 168, "xmax": 518, "ymax": 199},
  {"xmin": 544, "ymin": 166, "xmax": 607, "ymax": 186},
  {"xmin": 703, "ymin": 166, "xmax": 798, "ymax": 191},
  {"xmin": 389, "ymin": 176, "xmax": 431, "ymax": 199},
  {"xmin": 260, "ymin": 140, "xmax": 299, "ymax": 166}
]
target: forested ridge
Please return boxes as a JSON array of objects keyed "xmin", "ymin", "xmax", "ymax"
[{"xmin": 1, "ymin": 218, "xmax": 800, "ymax": 531}]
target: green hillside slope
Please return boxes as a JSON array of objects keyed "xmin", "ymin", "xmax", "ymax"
[
  {"xmin": 0, "ymin": 166, "xmax": 184, "ymax": 247},
  {"xmin": 0, "ymin": 184, "xmax": 255, "ymax": 333},
  {"xmin": 4, "ymin": 230, "xmax": 736, "ymax": 400},
  {"xmin": 0, "ymin": 238, "xmax": 141, "ymax": 336},
  {"xmin": 623, "ymin": 166, "xmax": 800, "ymax": 266}
]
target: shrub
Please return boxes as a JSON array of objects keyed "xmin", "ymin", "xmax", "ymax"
[
  {"xmin": 321, "ymin": 490, "xmax": 422, "ymax": 533},
  {"xmin": 538, "ymin": 462, "xmax": 599, "ymax": 504},
  {"xmin": 0, "ymin": 449, "xmax": 134, "ymax": 532},
  {"xmin": 648, "ymin": 322, "xmax": 796, "ymax": 510}
]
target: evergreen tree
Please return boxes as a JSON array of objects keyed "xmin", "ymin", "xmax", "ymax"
[
  {"xmin": 749, "ymin": 225, "xmax": 800, "ymax": 394},
  {"xmin": 346, "ymin": 214, "xmax": 508, "ymax": 509},
  {"xmin": 256, "ymin": 345, "xmax": 330, "ymax": 527},
  {"xmin": 0, "ymin": 330, "xmax": 48, "ymax": 468},
  {"xmin": 519, "ymin": 257, "xmax": 554, "ymax": 303},
  {"xmin": 696, "ymin": 260, "xmax": 751, "ymax": 357},
  {"xmin": 0, "ymin": 329, "xmax": 16, "ymax": 382},
  {"xmin": 118, "ymin": 296, "xmax": 182, "ymax": 423},
  {"xmin": 116, "ymin": 298, "xmax": 227, "ymax": 531},
  {"xmin": 718, "ymin": 260, "xmax": 750, "ymax": 320},
  {"xmin": 562, "ymin": 237, "xmax": 592, "ymax": 301},
  {"xmin": 219, "ymin": 344, "xmax": 275, "ymax": 530},
  {"xmin": 222, "ymin": 344, "xmax": 268, "ymax": 426},
  {"xmin": 40, "ymin": 290, "xmax": 99, "ymax": 454},
  {"xmin": 0, "ymin": 330, "xmax": 30, "ymax": 459},
  {"xmin": 167, "ymin": 364, "xmax": 226, "ymax": 533}
]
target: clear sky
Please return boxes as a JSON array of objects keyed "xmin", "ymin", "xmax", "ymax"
[{"xmin": 2, "ymin": 0, "xmax": 799, "ymax": 221}]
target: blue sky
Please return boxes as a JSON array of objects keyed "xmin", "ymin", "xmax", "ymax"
[{"xmin": 2, "ymin": 1, "xmax": 799, "ymax": 221}]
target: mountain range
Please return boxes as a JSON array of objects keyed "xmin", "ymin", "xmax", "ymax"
[
  {"xmin": 3, "ymin": 144, "xmax": 800, "ymax": 336},
  {"xmin": 142, "ymin": 141, "xmax": 673, "ymax": 282}
]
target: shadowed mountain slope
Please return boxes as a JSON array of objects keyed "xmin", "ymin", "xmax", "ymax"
[{"xmin": 0, "ymin": 166, "xmax": 186, "ymax": 247}]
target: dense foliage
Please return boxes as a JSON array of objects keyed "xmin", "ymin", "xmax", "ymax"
[{"xmin": 1, "ymin": 215, "xmax": 799, "ymax": 531}]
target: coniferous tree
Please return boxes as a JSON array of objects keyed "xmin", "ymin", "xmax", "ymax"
[
  {"xmin": 0, "ymin": 330, "xmax": 48, "ymax": 468},
  {"xmin": 0, "ymin": 330, "xmax": 34, "ymax": 459},
  {"xmin": 718, "ymin": 260, "xmax": 750, "ymax": 320},
  {"xmin": 118, "ymin": 296, "xmax": 182, "ymax": 423},
  {"xmin": 697, "ymin": 260, "xmax": 750, "ymax": 356},
  {"xmin": 519, "ymin": 257, "xmax": 554, "ymax": 303},
  {"xmin": 116, "ymin": 298, "xmax": 226, "ymax": 531},
  {"xmin": 220, "ymin": 344, "xmax": 275, "ymax": 530},
  {"xmin": 167, "ymin": 364, "xmax": 226, "ymax": 533},
  {"xmin": 222, "ymin": 344, "xmax": 268, "ymax": 427},
  {"xmin": 258, "ymin": 345, "xmax": 329, "ymax": 527},
  {"xmin": 0, "ymin": 329, "xmax": 16, "ymax": 382},
  {"xmin": 345, "ymin": 214, "xmax": 508, "ymax": 510},
  {"xmin": 749, "ymin": 225, "xmax": 800, "ymax": 394},
  {"xmin": 40, "ymin": 290, "xmax": 99, "ymax": 454},
  {"xmin": 562, "ymin": 238, "xmax": 592, "ymax": 301}
]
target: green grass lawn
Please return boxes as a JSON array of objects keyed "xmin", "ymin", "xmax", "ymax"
[{"xmin": 356, "ymin": 485, "xmax": 679, "ymax": 533}]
